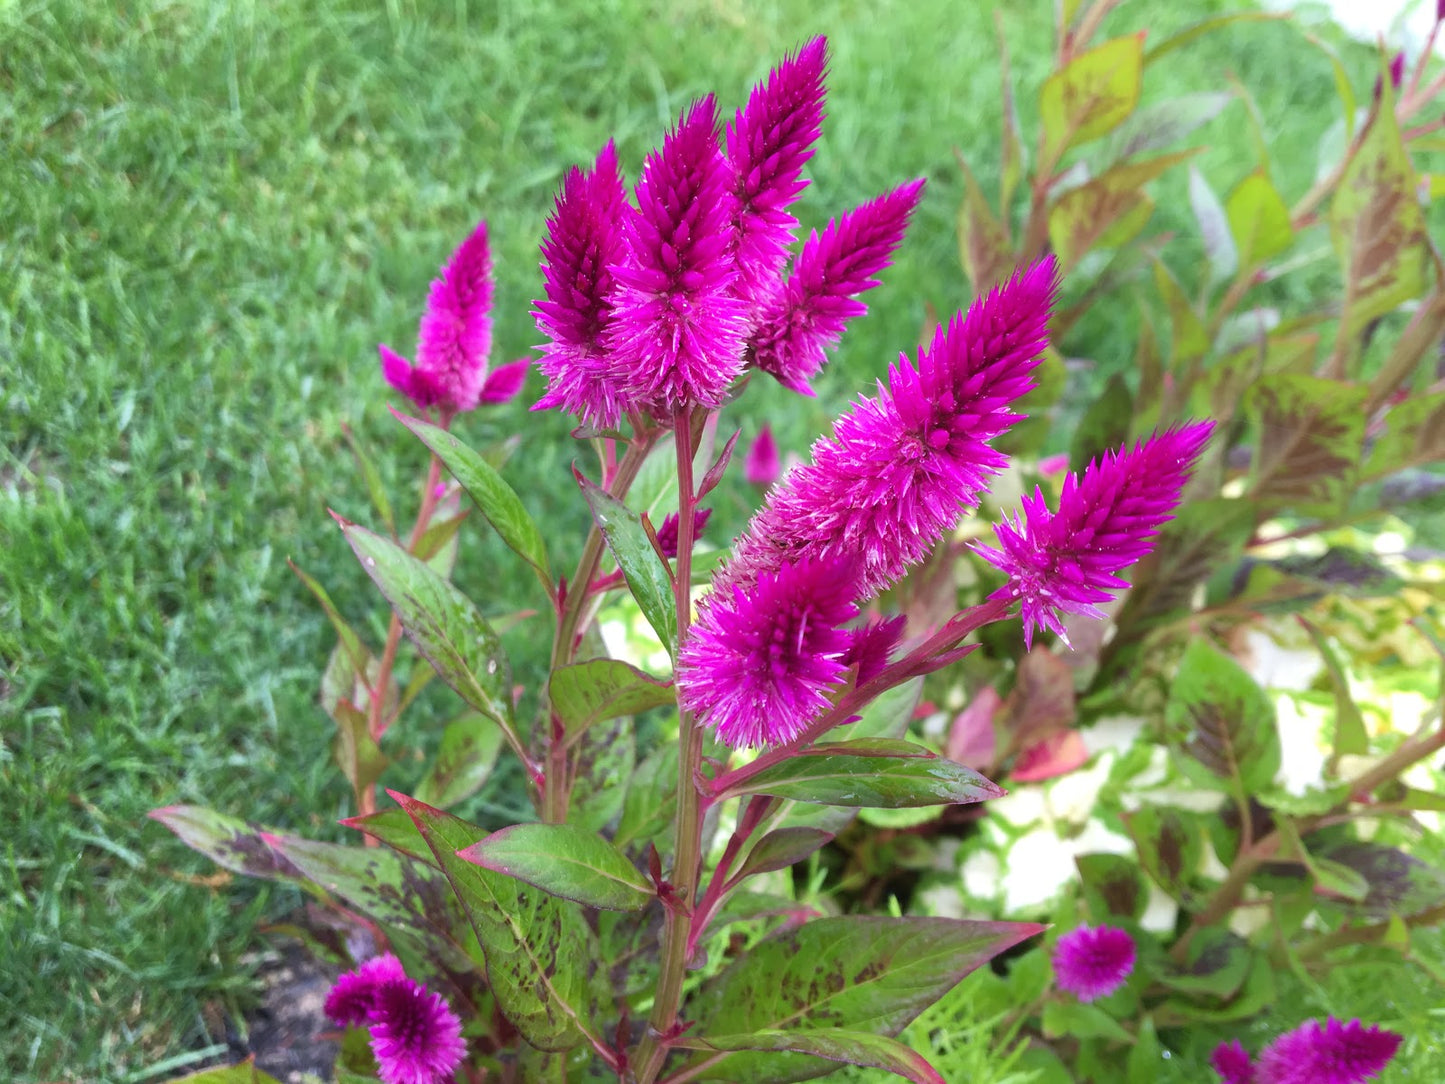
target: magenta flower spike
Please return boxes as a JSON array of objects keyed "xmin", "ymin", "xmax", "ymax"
[
  {"xmin": 1052, "ymin": 925, "xmax": 1136, "ymax": 1002},
  {"xmin": 607, "ymin": 96, "xmax": 750, "ymax": 415},
  {"xmin": 677, "ymin": 554, "xmax": 858, "ymax": 748},
  {"xmin": 479, "ymin": 357, "xmax": 530, "ymax": 405},
  {"xmin": 1211, "ymin": 1040, "xmax": 1255, "ymax": 1084},
  {"xmin": 724, "ymin": 257, "xmax": 1058, "ymax": 599},
  {"xmin": 745, "ymin": 423, "xmax": 781, "ymax": 485},
  {"xmin": 974, "ymin": 420, "xmax": 1214, "ymax": 649},
  {"xmin": 1255, "ymin": 1018, "xmax": 1402, "ymax": 1084},
  {"xmin": 381, "ymin": 221, "xmax": 495, "ymax": 415},
  {"xmin": 655, "ymin": 506, "xmax": 712, "ymax": 559},
  {"xmin": 324, "ymin": 953, "xmax": 407, "ymax": 1028},
  {"xmin": 844, "ymin": 614, "xmax": 907, "ymax": 684},
  {"xmin": 750, "ymin": 178, "xmax": 926, "ymax": 394},
  {"xmin": 726, "ymin": 36, "xmax": 828, "ymax": 310},
  {"xmin": 532, "ymin": 142, "xmax": 635, "ymax": 428},
  {"xmin": 368, "ymin": 977, "xmax": 468, "ymax": 1084}
]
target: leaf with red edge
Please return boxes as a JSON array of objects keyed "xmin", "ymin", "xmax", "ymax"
[{"xmin": 681, "ymin": 1029, "xmax": 945, "ymax": 1084}]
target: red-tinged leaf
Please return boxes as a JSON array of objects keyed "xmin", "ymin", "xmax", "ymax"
[
  {"xmin": 956, "ymin": 155, "xmax": 1009, "ymax": 293},
  {"xmin": 1076, "ymin": 852, "xmax": 1149, "ymax": 921},
  {"xmin": 1362, "ymin": 391, "xmax": 1445, "ymax": 477},
  {"xmin": 681, "ymin": 1030, "xmax": 945, "ymax": 1084},
  {"xmin": 1012, "ymin": 730, "xmax": 1089, "ymax": 782},
  {"xmin": 733, "ymin": 828, "xmax": 835, "ymax": 883},
  {"xmin": 1315, "ymin": 841, "xmax": 1445, "ymax": 919},
  {"xmin": 1109, "ymin": 92, "xmax": 1233, "ymax": 162},
  {"xmin": 1123, "ymin": 806, "xmax": 1203, "ymax": 900},
  {"xmin": 458, "ymin": 822, "xmax": 653, "ymax": 912},
  {"xmin": 1163, "ymin": 639, "xmax": 1280, "ymax": 795},
  {"xmin": 679, "ymin": 916, "xmax": 1044, "ymax": 1082},
  {"xmin": 1246, "ymin": 373, "xmax": 1368, "ymax": 515},
  {"xmin": 999, "ymin": 648, "xmax": 1077, "ymax": 756},
  {"xmin": 1330, "ymin": 70, "xmax": 1429, "ymax": 354},
  {"xmin": 1039, "ymin": 34, "xmax": 1145, "ymax": 165},
  {"xmin": 1156, "ymin": 927, "xmax": 1252, "ymax": 998},
  {"xmin": 339, "ymin": 806, "xmax": 437, "ymax": 868},
  {"xmin": 391, "ymin": 792, "xmax": 604, "ymax": 1052},
  {"xmin": 698, "ymin": 428, "xmax": 742, "ymax": 500},
  {"xmin": 1047, "ymin": 150, "xmax": 1198, "ymax": 271},
  {"xmin": 726, "ymin": 751, "xmax": 1002, "ymax": 808},
  {"xmin": 149, "ymin": 806, "xmax": 303, "ymax": 883},
  {"xmin": 946, "ymin": 686, "xmax": 1000, "ymax": 770},
  {"xmin": 548, "ymin": 657, "xmax": 674, "ymax": 747}
]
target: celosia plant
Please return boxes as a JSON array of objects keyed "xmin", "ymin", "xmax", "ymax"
[{"xmin": 141, "ymin": 16, "xmax": 1440, "ymax": 1084}]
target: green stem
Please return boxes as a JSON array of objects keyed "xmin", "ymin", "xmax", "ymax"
[{"xmin": 635, "ymin": 408, "xmax": 701, "ymax": 1084}]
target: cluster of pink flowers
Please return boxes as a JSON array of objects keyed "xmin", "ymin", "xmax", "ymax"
[
  {"xmin": 1212, "ymin": 1018, "xmax": 1402, "ymax": 1084},
  {"xmin": 325, "ymin": 954, "xmax": 465, "ymax": 1084}
]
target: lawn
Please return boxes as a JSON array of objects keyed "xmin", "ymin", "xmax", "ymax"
[{"xmin": 0, "ymin": 0, "xmax": 1426, "ymax": 1080}]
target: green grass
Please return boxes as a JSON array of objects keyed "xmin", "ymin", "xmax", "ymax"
[{"xmin": 0, "ymin": 0, "xmax": 1434, "ymax": 1080}]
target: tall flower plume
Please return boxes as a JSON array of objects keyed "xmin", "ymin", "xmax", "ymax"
[
  {"xmin": 723, "ymin": 257, "xmax": 1058, "ymax": 599},
  {"xmin": 1212, "ymin": 1018, "xmax": 1402, "ymax": 1084},
  {"xmin": 606, "ymin": 96, "xmax": 749, "ymax": 415},
  {"xmin": 1051, "ymin": 925, "xmax": 1136, "ymax": 1002},
  {"xmin": 324, "ymin": 953, "xmax": 466, "ymax": 1084},
  {"xmin": 532, "ymin": 142, "xmax": 634, "ymax": 428},
  {"xmin": 725, "ymin": 36, "xmax": 828, "ymax": 311},
  {"xmin": 678, "ymin": 554, "xmax": 858, "ymax": 748},
  {"xmin": 750, "ymin": 179, "xmax": 926, "ymax": 394},
  {"xmin": 973, "ymin": 421, "xmax": 1213, "ymax": 648},
  {"xmin": 381, "ymin": 220, "xmax": 501, "ymax": 415}
]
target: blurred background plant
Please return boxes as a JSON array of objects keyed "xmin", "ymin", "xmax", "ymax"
[{"xmin": 3, "ymin": 0, "xmax": 1443, "ymax": 1081}]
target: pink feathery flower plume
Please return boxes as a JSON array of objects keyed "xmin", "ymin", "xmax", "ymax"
[
  {"xmin": 532, "ymin": 142, "xmax": 634, "ymax": 429},
  {"xmin": 724, "ymin": 257, "xmax": 1058, "ymax": 599},
  {"xmin": 750, "ymin": 179, "xmax": 925, "ymax": 394},
  {"xmin": 725, "ymin": 36, "xmax": 828, "ymax": 311},
  {"xmin": 745, "ymin": 423, "xmax": 781, "ymax": 485},
  {"xmin": 1211, "ymin": 1018, "xmax": 1402, "ymax": 1084},
  {"xmin": 1052, "ymin": 925, "xmax": 1136, "ymax": 1002},
  {"xmin": 607, "ymin": 97, "xmax": 750, "ymax": 415},
  {"xmin": 678, "ymin": 554, "xmax": 858, "ymax": 748},
  {"xmin": 381, "ymin": 220, "xmax": 516, "ymax": 415},
  {"xmin": 324, "ymin": 953, "xmax": 466, "ymax": 1084},
  {"xmin": 973, "ymin": 421, "xmax": 1213, "ymax": 649},
  {"xmin": 655, "ymin": 506, "xmax": 712, "ymax": 559}
]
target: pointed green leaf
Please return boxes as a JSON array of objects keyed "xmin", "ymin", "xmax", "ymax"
[
  {"xmin": 161, "ymin": 1063, "xmax": 285, "ymax": 1084},
  {"xmin": 681, "ymin": 916, "xmax": 1043, "ymax": 1082},
  {"xmin": 1153, "ymin": 260, "xmax": 1210, "ymax": 362},
  {"xmin": 1163, "ymin": 638, "xmax": 1280, "ymax": 794},
  {"xmin": 339, "ymin": 806, "xmax": 437, "ymax": 867},
  {"xmin": 726, "ymin": 750, "xmax": 1002, "ymax": 808},
  {"xmin": 342, "ymin": 423, "xmax": 396, "ymax": 538},
  {"xmin": 341, "ymin": 521, "xmax": 519, "ymax": 749},
  {"xmin": 1042, "ymin": 1000, "xmax": 1132, "ymax": 1042},
  {"xmin": 416, "ymin": 713, "xmax": 505, "ymax": 808},
  {"xmin": 392, "ymin": 792, "xmax": 603, "ymax": 1052},
  {"xmin": 577, "ymin": 473, "xmax": 677, "ymax": 656},
  {"xmin": 1157, "ymin": 927, "xmax": 1252, "ymax": 997},
  {"xmin": 1039, "ymin": 34, "xmax": 1145, "ymax": 164},
  {"xmin": 1315, "ymin": 841, "xmax": 1445, "ymax": 918},
  {"xmin": 569, "ymin": 714, "xmax": 635, "ymax": 833},
  {"xmin": 549, "ymin": 657, "xmax": 675, "ymax": 747},
  {"xmin": 1126, "ymin": 1016, "xmax": 1163, "ymax": 1084},
  {"xmin": 458, "ymin": 822, "xmax": 653, "ymax": 911},
  {"xmin": 734, "ymin": 828, "xmax": 835, "ymax": 883},
  {"xmin": 331, "ymin": 698, "xmax": 389, "ymax": 795},
  {"xmin": 412, "ymin": 509, "xmax": 469, "ymax": 563},
  {"xmin": 1069, "ymin": 373, "xmax": 1134, "ymax": 473},
  {"xmin": 682, "ymin": 1030, "xmax": 945, "ymax": 1084},
  {"xmin": 1227, "ymin": 171, "xmax": 1293, "ymax": 266},
  {"xmin": 395, "ymin": 411, "xmax": 551, "ymax": 589},
  {"xmin": 149, "ymin": 805, "xmax": 303, "ymax": 883},
  {"xmin": 1246, "ymin": 373, "xmax": 1367, "ymax": 515},
  {"xmin": 1363, "ymin": 391, "xmax": 1445, "ymax": 477},
  {"xmin": 614, "ymin": 741, "xmax": 679, "ymax": 855},
  {"xmin": 291, "ymin": 562, "xmax": 371, "ymax": 680},
  {"xmin": 1143, "ymin": 11, "xmax": 1284, "ymax": 64}
]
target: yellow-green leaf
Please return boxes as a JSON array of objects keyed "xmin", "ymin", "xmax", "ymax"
[
  {"xmin": 1039, "ymin": 34, "xmax": 1145, "ymax": 166},
  {"xmin": 1227, "ymin": 171, "xmax": 1293, "ymax": 266}
]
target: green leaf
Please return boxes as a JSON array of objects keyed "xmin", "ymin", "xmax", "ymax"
[
  {"xmin": 1039, "ymin": 34, "xmax": 1145, "ymax": 165},
  {"xmin": 342, "ymin": 423, "xmax": 396, "ymax": 538},
  {"xmin": 681, "ymin": 916, "xmax": 1044, "ymax": 1082},
  {"xmin": 1109, "ymin": 92, "xmax": 1233, "ymax": 162},
  {"xmin": 613, "ymin": 741, "xmax": 679, "ymax": 855},
  {"xmin": 1123, "ymin": 806, "xmax": 1202, "ymax": 900},
  {"xmin": 1330, "ymin": 74, "xmax": 1429, "ymax": 348},
  {"xmin": 1069, "ymin": 373, "xmax": 1134, "ymax": 474},
  {"xmin": 1127, "ymin": 1016, "xmax": 1162, "ymax": 1084},
  {"xmin": 291, "ymin": 562, "xmax": 372, "ymax": 681},
  {"xmin": 412, "ymin": 509, "xmax": 469, "ymax": 563},
  {"xmin": 1163, "ymin": 638, "xmax": 1281, "ymax": 795},
  {"xmin": 1158, "ymin": 951, "xmax": 1276, "ymax": 1023},
  {"xmin": 578, "ymin": 473, "xmax": 677, "ymax": 656},
  {"xmin": 161, "ymin": 1063, "xmax": 286, "ymax": 1084},
  {"xmin": 568, "ymin": 714, "xmax": 635, "ymax": 833},
  {"xmin": 458, "ymin": 822, "xmax": 653, "ymax": 911},
  {"xmin": 149, "ymin": 805, "xmax": 304, "ymax": 883},
  {"xmin": 395, "ymin": 411, "xmax": 552, "ymax": 590},
  {"xmin": 1298, "ymin": 32, "xmax": 1357, "ymax": 140},
  {"xmin": 1245, "ymin": 373, "xmax": 1367, "ymax": 516},
  {"xmin": 1189, "ymin": 165, "xmax": 1238, "ymax": 284},
  {"xmin": 549, "ymin": 657, "xmax": 674, "ymax": 747},
  {"xmin": 392, "ymin": 792, "xmax": 603, "ymax": 1051},
  {"xmin": 331, "ymin": 698, "xmax": 389, "ymax": 795},
  {"xmin": 1315, "ymin": 841, "xmax": 1445, "ymax": 918},
  {"xmin": 339, "ymin": 807, "xmax": 436, "ymax": 867},
  {"xmin": 1153, "ymin": 260, "xmax": 1210, "ymax": 362},
  {"xmin": 1041, "ymin": 1000, "xmax": 1132, "ymax": 1042},
  {"xmin": 682, "ymin": 1030, "xmax": 945, "ymax": 1084},
  {"xmin": 416, "ymin": 713, "xmax": 505, "ymax": 808},
  {"xmin": 1362, "ymin": 391, "xmax": 1445, "ymax": 477},
  {"xmin": 1075, "ymin": 853, "xmax": 1149, "ymax": 921},
  {"xmin": 734, "ymin": 828, "xmax": 835, "ymax": 883},
  {"xmin": 1157, "ymin": 927, "xmax": 1252, "ymax": 997},
  {"xmin": 1143, "ymin": 11, "xmax": 1284, "ymax": 64},
  {"xmin": 1298, "ymin": 619, "xmax": 1368, "ymax": 759},
  {"xmin": 1226, "ymin": 171, "xmax": 1293, "ymax": 266},
  {"xmin": 726, "ymin": 750, "xmax": 1002, "ymax": 808},
  {"xmin": 341, "ymin": 521, "xmax": 520, "ymax": 751}
]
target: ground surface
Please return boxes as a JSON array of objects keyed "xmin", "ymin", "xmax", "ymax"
[{"xmin": 1, "ymin": 0, "xmax": 1435, "ymax": 1080}]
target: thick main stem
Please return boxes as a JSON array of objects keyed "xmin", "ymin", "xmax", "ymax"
[{"xmin": 635, "ymin": 408, "xmax": 701, "ymax": 1084}]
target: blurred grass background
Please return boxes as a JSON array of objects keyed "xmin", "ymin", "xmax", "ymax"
[{"xmin": 0, "ymin": 0, "xmax": 1430, "ymax": 1079}]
